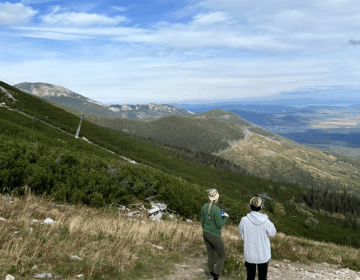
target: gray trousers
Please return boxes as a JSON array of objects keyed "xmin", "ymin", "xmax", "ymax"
[{"xmin": 203, "ymin": 231, "xmax": 226, "ymax": 276}]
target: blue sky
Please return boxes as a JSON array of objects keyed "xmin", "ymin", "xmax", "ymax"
[{"xmin": 1, "ymin": 0, "xmax": 360, "ymax": 105}]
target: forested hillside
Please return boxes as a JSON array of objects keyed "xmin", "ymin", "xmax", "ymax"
[{"xmin": 1, "ymin": 81, "xmax": 360, "ymax": 249}]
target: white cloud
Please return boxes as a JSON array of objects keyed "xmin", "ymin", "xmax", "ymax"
[
  {"xmin": 41, "ymin": 8, "xmax": 128, "ymax": 27},
  {"xmin": 192, "ymin": 12, "xmax": 229, "ymax": 25},
  {"xmin": 110, "ymin": 5, "xmax": 127, "ymax": 12},
  {"xmin": 0, "ymin": 2, "xmax": 38, "ymax": 25},
  {"xmin": 21, "ymin": 0, "xmax": 57, "ymax": 4}
]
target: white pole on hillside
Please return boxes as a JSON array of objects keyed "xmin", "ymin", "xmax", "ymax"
[{"xmin": 75, "ymin": 112, "xmax": 86, "ymax": 138}]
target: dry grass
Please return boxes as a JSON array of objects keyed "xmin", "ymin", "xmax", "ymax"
[{"xmin": 1, "ymin": 192, "xmax": 359, "ymax": 279}]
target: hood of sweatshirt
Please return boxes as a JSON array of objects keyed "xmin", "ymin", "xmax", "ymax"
[{"xmin": 246, "ymin": 211, "xmax": 269, "ymax": 225}]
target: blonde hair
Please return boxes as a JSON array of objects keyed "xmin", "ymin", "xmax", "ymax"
[
  {"xmin": 250, "ymin": 197, "xmax": 263, "ymax": 211},
  {"xmin": 207, "ymin": 189, "xmax": 219, "ymax": 219}
]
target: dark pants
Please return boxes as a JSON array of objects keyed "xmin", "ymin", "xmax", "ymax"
[
  {"xmin": 245, "ymin": 261, "xmax": 269, "ymax": 280},
  {"xmin": 203, "ymin": 231, "xmax": 226, "ymax": 276}
]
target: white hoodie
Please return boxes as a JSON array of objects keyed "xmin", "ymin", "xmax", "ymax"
[{"xmin": 239, "ymin": 212, "xmax": 276, "ymax": 264}]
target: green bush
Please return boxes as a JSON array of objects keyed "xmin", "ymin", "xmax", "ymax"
[{"xmin": 304, "ymin": 217, "xmax": 319, "ymax": 230}]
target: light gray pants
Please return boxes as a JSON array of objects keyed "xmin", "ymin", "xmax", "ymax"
[{"xmin": 203, "ymin": 231, "xmax": 226, "ymax": 276}]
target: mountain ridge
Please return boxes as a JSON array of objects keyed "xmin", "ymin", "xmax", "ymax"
[{"xmin": 13, "ymin": 82, "xmax": 194, "ymax": 120}]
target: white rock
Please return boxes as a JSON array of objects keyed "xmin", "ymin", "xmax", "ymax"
[
  {"xmin": 76, "ymin": 274, "xmax": 84, "ymax": 278},
  {"xmin": 31, "ymin": 265, "xmax": 39, "ymax": 270},
  {"xmin": 35, "ymin": 273, "xmax": 52, "ymax": 279},
  {"xmin": 0, "ymin": 217, "xmax": 7, "ymax": 222},
  {"xmin": 150, "ymin": 212, "xmax": 162, "ymax": 221},
  {"xmin": 43, "ymin": 218, "xmax": 56, "ymax": 225},
  {"xmin": 186, "ymin": 219, "xmax": 192, "ymax": 223},
  {"xmin": 27, "ymin": 227, "xmax": 33, "ymax": 233},
  {"xmin": 141, "ymin": 221, "xmax": 146, "ymax": 224},
  {"xmin": 149, "ymin": 243, "xmax": 164, "ymax": 250},
  {"xmin": 6, "ymin": 275, "xmax": 15, "ymax": 280},
  {"xmin": 70, "ymin": 255, "xmax": 82, "ymax": 260}
]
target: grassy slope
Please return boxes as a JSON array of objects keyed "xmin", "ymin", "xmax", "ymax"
[
  {"xmin": 219, "ymin": 132, "xmax": 360, "ymax": 193},
  {"xmin": 85, "ymin": 107, "xmax": 360, "ymax": 193},
  {"xmin": 85, "ymin": 114, "xmax": 245, "ymax": 154},
  {"xmin": 1, "ymin": 81, "xmax": 360, "ymax": 249},
  {"xmin": 1, "ymin": 192, "xmax": 360, "ymax": 280}
]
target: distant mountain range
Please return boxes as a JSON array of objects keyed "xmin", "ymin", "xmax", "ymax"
[{"xmin": 13, "ymin": 82, "xmax": 194, "ymax": 121}]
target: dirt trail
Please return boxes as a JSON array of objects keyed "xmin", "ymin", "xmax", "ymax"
[{"xmin": 152, "ymin": 255, "xmax": 360, "ymax": 280}]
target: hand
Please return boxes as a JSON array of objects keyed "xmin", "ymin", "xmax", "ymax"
[{"xmin": 223, "ymin": 212, "xmax": 229, "ymax": 217}]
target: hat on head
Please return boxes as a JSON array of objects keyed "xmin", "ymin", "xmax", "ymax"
[{"xmin": 207, "ymin": 189, "xmax": 219, "ymax": 202}]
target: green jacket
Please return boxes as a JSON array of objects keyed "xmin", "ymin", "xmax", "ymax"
[{"xmin": 201, "ymin": 202, "xmax": 229, "ymax": 237}]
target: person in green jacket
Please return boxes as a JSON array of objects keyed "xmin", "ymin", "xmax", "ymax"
[{"xmin": 201, "ymin": 189, "xmax": 229, "ymax": 280}]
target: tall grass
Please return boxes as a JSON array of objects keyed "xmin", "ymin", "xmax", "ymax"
[{"xmin": 1, "ymin": 192, "xmax": 360, "ymax": 280}]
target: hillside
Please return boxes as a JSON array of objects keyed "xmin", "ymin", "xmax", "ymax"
[
  {"xmin": 2, "ymin": 79, "xmax": 360, "ymax": 273},
  {"xmin": 2, "ymin": 192, "xmax": 360, "ymax": 280},
  {"xmin": 185, "ymin": 110, "xmax": 360, "ymax": 193},
  {"xmin": 86, "ymin": 114, "xmax": 245, "ymax": 154},
  {"xmin": 77, "ymin": 108, "xmax": 360, "ymax": 193},
  {"xmin": 13, "ymin": 82, "xmax": 194, "ymax": 120}
]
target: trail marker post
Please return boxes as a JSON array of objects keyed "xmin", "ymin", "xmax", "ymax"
[{"xmin": 75, "ymin": 112, "xmax": 86, "ymax": 138}]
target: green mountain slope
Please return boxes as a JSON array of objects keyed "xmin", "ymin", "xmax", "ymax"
[
  {"xmin": 1, "ymin": 81, "xmax": 360, "ymax": 249},
  {"xmin": 86, "ymin": 114, "xmax": 245, "ymax": 154},
  {"xmin": 77, "ymin": 107, "xmax": 360, "ymax": 193}
]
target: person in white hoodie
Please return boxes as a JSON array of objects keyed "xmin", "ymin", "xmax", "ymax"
[{"xmin": 239, "ymin": 197, "xmax": 276, "ymax": 280}]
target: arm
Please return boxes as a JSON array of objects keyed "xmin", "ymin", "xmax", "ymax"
[
  {"xmin": 266, "ymin": 220, "xmax": 276, "ymax": 237},
  {"xmin": 201, "ymin": 207, "xmax": 205, "ymax": 229},
  {"xmin": 214, "ymin": 207, "xmax": 228, "ymax": 229},
  {"xmin": 239, "ymin": 219, "xmax": 245, "ymax": 240}
]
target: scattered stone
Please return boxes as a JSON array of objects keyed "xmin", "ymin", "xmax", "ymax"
[
  {"xmin": 0, "ymin": 217, "xmax": 7, "ymax": 222},
  {"xmin": 186, "ymin": 219, "xmax": 192, "ymax": 223},
  {"xmin": 141, "ymin": 221, "xmax": 146, "ymax": 224},
  {"xmin": 31, "ymin": 265, "xmax": 39, "ymax": 270},
  {"xmin": 42, "ymin": 218, "xmax": 56, "ymax": 225},
  {"xmin": 70, "ymin": 255, "xmax": 83, "ymax": 260},
  {"xmin": 6, "ymin": 275, "xmax": 15, "ymax": 280},
  {"xmin": 149, "ymin": 243, "xmax": 164, "ymax": 250},
  {"xmin": 35, "ymin": 272, "xmax": 53, "ymax": 279},
  {"xmin": 76, "ymin": 274, "xmax": 84, "ymax": 278},
  {"xmin": 150, "ymin": 212, "xmax": 162, "ymax": 222},
  {"xmin": 13, "ymin": 231, "xmax": 20, "ymax": 235},
  {"xmin": 117, "ymin": 205, "xmax": 126, "ymax": 211},
  {"xmin": 27, "ymin": 227, "xmax": 33, "ymax": 233}
]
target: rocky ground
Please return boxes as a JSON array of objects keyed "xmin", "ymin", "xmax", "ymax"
[{"xmin": 153, "ymin": 255, "xmax": 360, "ymax": 280}]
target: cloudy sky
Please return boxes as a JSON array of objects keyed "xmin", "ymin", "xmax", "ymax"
[{"xmin": 0, "ymin": 0, "xmax": 360, "ymax": 104}]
